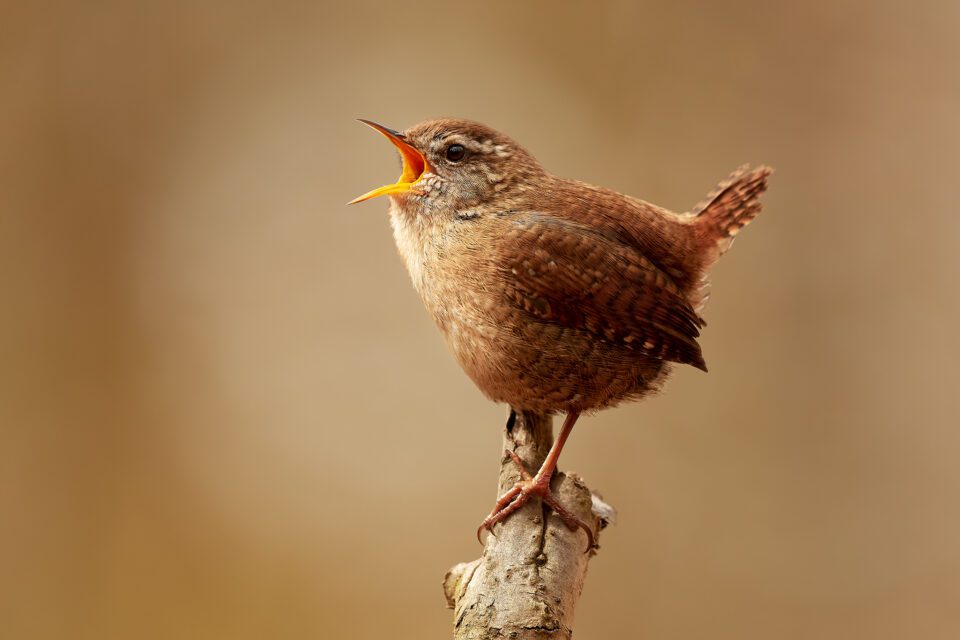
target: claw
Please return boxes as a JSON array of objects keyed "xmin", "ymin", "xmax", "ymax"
[
  {"xmin": 477, "ymin": 483, "xmax": 523, "ymax": 544},
  {"xmin": 542, "ymin": 491, "xmax": 596, "ymax": 552},
  {"xmin": 477, "ymin": 524, "xmax": 494, "ymax": 545}
]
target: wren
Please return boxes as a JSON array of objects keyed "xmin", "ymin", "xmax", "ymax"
[{"xmin": 350, "ymin": 118, "xmax": 771, "ymax": 548}]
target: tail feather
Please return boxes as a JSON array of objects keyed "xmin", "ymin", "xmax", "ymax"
[
  {"xmin": 693, "ymin": 164, "xmax": 771, "ymax": 260},
  {"xmin": 686, "ymin": 165, "xmax": 771, "ymax": 314}
]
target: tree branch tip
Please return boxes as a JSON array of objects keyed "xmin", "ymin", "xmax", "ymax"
[{"xmin": 443, "ymin": 560, "xmax": 481, "ymax": 610}]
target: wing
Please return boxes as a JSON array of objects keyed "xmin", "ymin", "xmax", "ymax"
[{"xmin": 498, "ymin": 213, "xmax": 707, "ymax": 370}]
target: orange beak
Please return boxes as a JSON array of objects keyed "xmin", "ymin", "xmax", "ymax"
[{"xmin": 348, "ymin": 119, "xmax": 432, "ymax": 204}]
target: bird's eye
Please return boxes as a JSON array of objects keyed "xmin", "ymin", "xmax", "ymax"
[{"xmin": 445, "ymin": 144, "xmax": 466, "ymax": 162}]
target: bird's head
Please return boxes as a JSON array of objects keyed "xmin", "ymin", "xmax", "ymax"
[{"xmin": 349, "ymin": 118, "xmax": 544, "ymax": 213}]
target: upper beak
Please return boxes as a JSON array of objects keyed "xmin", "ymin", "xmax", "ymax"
[{"xmin": 348, "ymin": 119, "xmax": 432, "ymax": 204}]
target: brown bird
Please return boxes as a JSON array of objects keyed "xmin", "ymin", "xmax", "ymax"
[{"xmin": 350, "ymin": 118, "xmax": 770, "ymax": 549}]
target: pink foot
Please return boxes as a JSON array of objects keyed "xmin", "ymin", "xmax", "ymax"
[{"xmin": 477, "ymin": 449, "xmax": 595, "ymax": 551}]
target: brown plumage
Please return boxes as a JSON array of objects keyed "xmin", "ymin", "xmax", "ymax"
[{"xmin": 351, "ymin": 118, "xmax": 771, "ymax": 548}]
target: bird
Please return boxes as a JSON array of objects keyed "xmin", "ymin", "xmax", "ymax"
[{"xmin": 349, "ymin": 118, "xmax": 770, "ymax": 549}]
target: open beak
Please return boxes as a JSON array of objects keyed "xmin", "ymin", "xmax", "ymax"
[{"xmin": 348, "ymin": 119, "xmax": 432, "ymax": 204}]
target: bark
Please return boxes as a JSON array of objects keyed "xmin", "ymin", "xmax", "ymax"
[{"xmin": 443, "ymin": 410, "xmax": 615, "ymax": 639}]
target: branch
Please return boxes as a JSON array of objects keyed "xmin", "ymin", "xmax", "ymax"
[{"xmin": 443, "ymin": 410, "xmax": 615, "ymax": 639}]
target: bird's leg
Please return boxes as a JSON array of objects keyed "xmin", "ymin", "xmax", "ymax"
[{"xmin": 478, "ymin": 411, "xmax": 595, "ymax": 550}]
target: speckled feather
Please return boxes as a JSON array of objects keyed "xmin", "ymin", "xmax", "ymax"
[{"xmin": 383, "ymin": 119, "xmax": 771, "ymax": 414}]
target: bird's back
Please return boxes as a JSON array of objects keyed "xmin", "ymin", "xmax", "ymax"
[{"xmin": 443, "ymin": 166, "xmax": 770, "ymax": 412}]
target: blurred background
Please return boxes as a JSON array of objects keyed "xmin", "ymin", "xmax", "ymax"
[{"xmin": 2, "ymin": 1, "xmax": 959, "ymax": 638}]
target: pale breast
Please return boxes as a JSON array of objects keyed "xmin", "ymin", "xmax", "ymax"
[
  {"xmin": 388, "ymin": 206, "xmax": 507, "ymax": 386},
  {"xmin": 388, "ymin": 205, "xmax": 427, "ymax": 295}
]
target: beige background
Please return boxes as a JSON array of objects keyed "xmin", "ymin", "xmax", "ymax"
[{"xmin": 2, "ymin": 1, "xmax": 959, "ymax": 638}]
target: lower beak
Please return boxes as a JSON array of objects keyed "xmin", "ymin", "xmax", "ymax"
[{"xmin": 348, "ymin": 119, "xmax": 432, "ymax": 204}]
